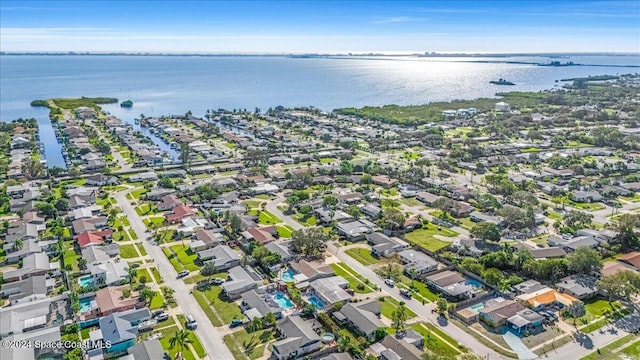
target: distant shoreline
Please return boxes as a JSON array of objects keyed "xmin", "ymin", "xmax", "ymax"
[{"xmin": 1, "ymin": 52, "xmax": 639, "ymax": 57}]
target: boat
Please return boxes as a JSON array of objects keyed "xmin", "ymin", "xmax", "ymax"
[
  {"xmin": 490, "ymin": 79, "xmax": 515, "ymax": 86},
  {"xmin": 120, "ymin": 100, "xmax": 134, "ymax": 108}
]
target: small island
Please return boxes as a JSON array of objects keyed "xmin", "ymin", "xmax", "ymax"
[
  {"xmin": 120, "ymin": 99, "xmax": 134, "ymax": 108},
  {"xmin": 489, "ymin": 79, "xmax": 515, "ymax": 86}
]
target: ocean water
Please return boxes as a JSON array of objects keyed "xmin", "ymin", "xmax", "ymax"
[{"xmin": 1, "ymin": 54, "xmax": 638, "ymax": 167}]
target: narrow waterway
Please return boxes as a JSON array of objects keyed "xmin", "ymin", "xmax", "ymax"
[{"xmin": 33, "ymin": 107, "xmax": 67, "ymax": 168}]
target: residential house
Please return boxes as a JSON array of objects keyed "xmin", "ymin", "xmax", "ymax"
[
  {"xmin": 337, "ymin": 220, "xmax": 375, "ymax": 241},
  {"xmin": 398, "ymin": 249, "xmax": 438, "ymax": 275},
  {"xmin": 0, "ymin": 326, "xmax": 63, "ymax": 360},
  {"xmin": 3, "ymin": 253, "xmax": 51, "ymax": 283},
  {"xmin": 0, "ymin": 275, "xmax": 48, "ymax": 305},
  {"xmin": 289, "ymin": 259, "xmax": 334, "ymax": 283},
  {"xmin": 197, "ymin": 245, "xmax": 242, "ymax": 270},
  {"xmin": 576, "ymin": 229, "xmax": 618, "ymax": 244},
  {"xmin": 425, "ymin": 270, "xmax": 475, "ymax": 300},
  {"xmin": 75, "ymin": 229, "xmax": 114, "ymax": 248},
  {"xmin": 334, "ymin": 299, "xmax": 384, "ymax": 341},
  {"xmin": 469, "ymin": 211, "xmax": 503, "ymax": 225},
  {"xmin": 166, "ymin": 204, "xmax": 196, "ymax": 224},
  {"xmin": 95, "ymin": 285, "xmax": 142, "ymax": 316},
  {"xmin": 514, "ymin": 280, "xmax": 546, "ymax": 296},
  {"xmin": 125, "ymin": 339, "xmax": 166, "ymax": 360},
  {"xmin": 4, "ymin": 239, "xmax": 42, "ymax": 264},
  {"xmin": 240, "ymin": 289, "xmax": 283, "ymax": 321},
  {"xmin": 516, "ymin": 287, "xmax": 577, "ymax": 311},
  {"xmin": 272, "ymin": 315, "xmax": 322, "ymax": 360},
  {"xmin": 371, "ymin": 175, "xmax": 398, "ymax": 188},
  {"xmin": 571, "ymin": 190, "xmax": 603, "ymax": 203},
  {"xmin": 129, "ymin": 172, "xmax": 158, "ymax": 182},
  {"xmin": 72, "ymin": 217, "xmax": 108, "ymax": 234},
  {"xmin": 362, "ymin": 203, "xmax": 383, "ymax": 219},
  {"xmin": 94, "ymin": 308, "xmax": 151, "ymax": 354},
  {"xmin": 479, "ymin": 298, "xmax": 527, "ymax": 328},
  {"xmin": 450, "ymin": 201, "xmax": 474, "ymax": 218},
  {"xmin": 367, "ymin": 335, "xmax": 422, "ymax": 360},
  {"xmin": 145, "ymin": 188, "xmax": 176, "ymax": 201},
  {"xmin": 506, "ymin": 309, "xmax": 545, "ymax": 336},
  {"xmin": 222, "ymin": 266, "xmax": 264, "ymax": 299},
  {"xmin": 555, "ymin": 275, "xmax": 599, "ymax": 300},
  {"xmin": 188, "ymin": 229, "xmax": 224, "ymax": 252},
  {"xmin": 87, "ymin": 261, "xmax": 130, "ymax": 287},
  {"xmin": 0, "ymin": 294, "xmax": 69, "ymax": 338},
  {"xmin": 618, "ymin": 252, "xmax": 640, "ymax": 269},
  {"xmin": 315, "ymin": 208, "xmax": 353, "ymax": 224},
  {"xmin": 242, "ymin": 226, "xmax": 277, "ymax": 245},
  {"xmin": 85, "ymin": 174, "xmax": 120, "ymax": 186},
  {"xmin": 82, "ymin": 244, "xmax": 120, "ymax": 266},
  {"xmin": 156, "ymin": 194, "xmax": 182, "ymax": 211},
  {"xmin": 310, "ymin": 276, "xmax": 352, "ymax": 306},
  {"xmin": 265, "ymin": 241, "xmax": 295, "ymax": 263},
  {"xmin": 367, "ymin": 233, "xmax": 409, "ymax": 258}
]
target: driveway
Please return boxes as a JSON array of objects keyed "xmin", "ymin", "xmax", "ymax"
[
  {"xmin": 503, "ymin": 330, "xmax": 538, "ymax": 360},
  {"xmin": 115, "ymin": 190, "xmax": 234, "ymax": 360}
]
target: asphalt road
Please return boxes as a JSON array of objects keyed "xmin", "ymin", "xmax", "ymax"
[{"xmin": 115, "ymin": 190, "xmax": 234, "ymax": 360}]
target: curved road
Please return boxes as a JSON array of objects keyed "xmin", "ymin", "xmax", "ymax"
[{"xmin": 115, "ymin": 189, "xmax": 234, "ymax": 360}]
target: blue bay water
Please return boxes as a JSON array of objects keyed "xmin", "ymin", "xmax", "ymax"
[{"xmin": 1, "ymin": 54, "xmax": 639, "ymax": 167}]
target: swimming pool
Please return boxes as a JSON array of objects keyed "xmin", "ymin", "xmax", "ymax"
[
  {"xmin": 273, "ymin": 292, "xmax": 295, "ymax": 310},
  {"xmin": 466, "ymin": 279, "xmax": 482, "ymax": 288},
  {"xmin": 281, "ymin": 269, "xmax": 295, "ymax": 282},
  {"xmin": 308, "ymin": 295, "xmax": 325, "ymax": 310},
  {"xmin": 79, "ymin": 297, "xmax": 95, "ymax": 313},
  {"xmin": 78, "ymin": 276, "xmax": 93, "ymax": 289}
]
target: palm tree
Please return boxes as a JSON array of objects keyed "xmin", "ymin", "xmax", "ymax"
[
  {"xmin": 14, "ymin": 239, "xmax": 23, "ymax": 251},
  {"xmin": 125, "ymin": 267, "xmax": 137, "ymax": 284},
  {"xmin": 408, "ymin": 268, "xmax": 418, "ymax": 287},
  {"xmin": 263, "ymin": 312, "xmax": 276, "ymax": 328},
  {"xmin": 169, "ymin": 329, "xmax": 193, "ymax": 357},
  {"xmin": 249, "ymin": 317, "xmax": 263, "ymax": 332},
  {"xmin": 140, "ymin": 286, "xmax": 156, "ymax": 305}
]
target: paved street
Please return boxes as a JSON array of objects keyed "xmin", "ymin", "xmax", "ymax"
[{"xmin": 115, "ymin": 189, "xmax": 234, "ymax": 360}]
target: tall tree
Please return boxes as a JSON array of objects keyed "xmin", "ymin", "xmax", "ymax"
[
  {"xmin": 566, "ymin": 246, "xmax": 602, "ymax": 274},
  {"xmin": 169, "ymin": 329, "xmax": 193, "ymax": 356},
  {"xmin": 290, "ymin": 227, "xmax": 329, "ymax": 258},
  {"xmin": 391, "ymin": 302, "xmax": 408, "ymax": 333},
  {"xmin": 566, "ymin": 300, "xmax": 586, "ymax": 327},
  {"xmin": 470, "ymin": 222, "xmax": 501, "ymax": 242}
]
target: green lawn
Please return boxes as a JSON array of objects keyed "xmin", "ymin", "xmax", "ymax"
[
  {"xmin": 113, "ymin": 231, "xmax": 132, "ymax": 242},
  {"xmin": 276, "ymin": 225, "xmax": 294, "ymax": 238},
  {"xmin": 144, "ymin": 216, "xmax": 166, "ymax": 226},
  {"xmin": 546, "ymin": 211, "xmax": 562, "ymax": 220},
  {"xmin": 150, "ymin": 292, "xmax": 165, "ymax": 309},
  {"xmin": 293, "ymin": 214, "xmax": 317, "ymax": 226},
  {"xmin": 319, "ymin": 157, "xmax": 335, "ymax": 164},
  {"xmin": 135, "ymin": 268, "xmax": 153, "ymax": 284},
  {"xmin": 345, "ymin": 248, "xmax": 380, "ymax": 265},
  {"xmin": 411, "ymin": 323, "xmax": 462, "ymax": 357},
  {"xmin": 580, "ymin": 334, "xmax": 635, "ymax": 360},
  {"xmin": 399, "ymin": 197, "xmax": 422, "ymax": 207},
  {"xmin": 574, "ymin": 202, "xmax": 606, "ymax": 211},
  {"xmin": 150, "ymin": 267, "xmax": 163, "ymax": 283},
  {"xmin": 163, "ymin": 247, "xmax": 184, "ymax": 272},
  {"xmin": 170, "ymin": 244, "xmax": 200, "ymax": 271},
  {"xmin": 379, "ymin": 296, "xmax": 417, "ymax": 319},
  {"xmin": 157, "ymin": 325, "xmax": 205, "ymax": 360},
  {"xmin": 255, "ymin": 194, "xmax": 271, "ymax": 200},
  {"xmin": 135, "ymin": 243, "xmax": 147, "ymax": 256},
  {"xmin": 193, "ymin": 286, "xmax": 243, "ymax": 327},
  {"xmin": 258, "ymin": 211, "xmax": 281, "ymax": 225},
  {"xmin": 404, "ymin": 226, "xmax": 457, "ymax": 252},
  {"xmin": 131, "ymin": 188, "xmax": 147, "ymax": 200},
  {"xmin": 398, "ymin": 276, "xmax": 439, "ymax": 302},
  {"xmin": 136, "ymin": 203, "xmax": 158, "ymax": 216},
  {"xmin": 244, "ymin": 200, "xmax": 263, "ymax": 209},
  {"xmin": 457, "ymin": 217, "xmax": 476, "ymax": 230},
  {"xmin": 330, "ymin": 262, "xmax": 374, "ymax": 293},
  {"xmin": 119, "ymin": 244, "xmax": 139, "ymax": 258},
  {"xmin": 223, "ymin": 328, "xmax": 275, "ymax": 360},
  {"xmin": 129, "ymin": 229, "xmax": 139, "ymax": 240},
  {"xmin": 621, "ymin": 340, "xmax": 640, "ymax": 358}
]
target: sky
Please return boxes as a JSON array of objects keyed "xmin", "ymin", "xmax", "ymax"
[{"xmin": 1, "ymin": 0, "xmax": 639, "ymax": 53}]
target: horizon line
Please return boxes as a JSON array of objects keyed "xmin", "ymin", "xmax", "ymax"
[{"xmin": 2, "ymin": 51, "xmax": 640, "ymax": 56}]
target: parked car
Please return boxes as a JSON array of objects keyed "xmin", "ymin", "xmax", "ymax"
[
  {"xmin": 212, "ymin": 278, "xmax": 225, "ymax": 285},
  {"xmin": 186, "ymin": 315, "xmax": 198, "ymax": 330},
  {"xmin": 177, "ymin": 270, "xmax": 190, "ymax": 279},
  {"xmin": 230, "ymin": 319, "xmax": 244, "ymax": 328},
  {"xmin": 400, "ymin": 289, "xmax": 412, "ymax": 299},
  {"xmin": 384, "ymin": 279, "xmax": 395, "ymax": 287},
  {"xmin": 154, "ymin": 312, "xmax": 169, "ymax": 322}
]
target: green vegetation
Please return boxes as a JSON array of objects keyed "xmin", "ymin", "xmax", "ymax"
[
  {"xmin": 330, "ymin": 262, "xmax": 374, "ymax": 293},
  {"xmin": 168, "ymin": 245, "xmax": 199, "ymax": 271},
  {"xmin": 411, "ymin": 323, "xmax": 462, "ymax": 357},
  {"xmin": 275, "ymin": 225, "xmax": 294, "ymax": 238},
  {"xmin": 258, "ymin": 211, "xmax": 281, "ymax": 225},
  {"xmin": 223, "ymin": 328, "xmax": 274, "ymax": 360},
  {"xmin": 379, "ymin": 296, "xmax": 417, "ymax": 319},
  {"xmin": 119, "ymin": 244, "xmax": 139, "ymax": 259},
  {"xmin": 193, "ymin": 286, "xmax": 243, "ymax": 327},
  {"xmin": 579, "ymin": 334, "xmax": 635, "ymax": 360},
  {"xmin": 345, "ymin": 247, "xmax": 380, "ymax": 265},
  {"xmin": 404, "ymin": 226, "xmax": 457, "ymax": 252}
]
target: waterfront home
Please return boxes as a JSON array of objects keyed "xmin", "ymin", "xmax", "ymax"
[
  {"xmin": 367, "ymin": 232, "xmax": 409, "ymax": 258},
  {"xmin": 334, "ymin": 299, "xmax": 384, "ymax": 341},
  {"xmin": 197, "ymin": 245, "xmax": 242, "ymax": 270},
  {"xmin": 93, "ymin": 308, "xmax": 151, "ymax": 355},
  {"xmin": 95, "ymin": 285, "xmax": 142, "ymax": 316},
  {"xmin": 272, "ymin": 315, "xmax": 322, "ymax": 360},
  {"xmin": 398, "ymin": 249, "xmax": 438, "ymax": 275},
  {"xmin": 222, "ymin": 266, "xmax": 264, "ymax": 299}
]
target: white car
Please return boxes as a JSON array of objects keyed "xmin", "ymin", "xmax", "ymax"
[
  {"xmin": 186, "ymin": 315, "xmax": 198, "ymax": 330},
  {"xmin": 384, "ymin": 279, "xmax": 395, "ymax": 287}
]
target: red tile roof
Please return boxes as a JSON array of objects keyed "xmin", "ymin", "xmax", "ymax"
[
  {"xmin": 76, "ymin": 229, "xmax": 113, "ymax": 248},
  {"xmin": 166, "ymin": 204, "xmax": 196, "ymax": 223},
  {"xmin": 618, "ymin": 252, "xmax": 640, "ymax": 268}
]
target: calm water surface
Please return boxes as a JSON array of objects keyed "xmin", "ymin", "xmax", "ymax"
[{"xmin": 2, "ymin": 55, "xmax": 638, "ymax": 167}]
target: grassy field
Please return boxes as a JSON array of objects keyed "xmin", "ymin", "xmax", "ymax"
[
  {"xmin": 411, "ymin": 323, "xmax": 463, "ymax": 357},
  {"xmin": 574, "ymin": 202, "xmax": 606, "ymax": 211},
  {"xmin": 330, "ymin": 262, "xmax": 374, "ymax": 293},
  {"xmin": 223, "ymin": 328, "xmax": 275, "ymax": 360},
  {"xmin": 169, "ymin": 244, "xmax": 200, "ymax": 271},
  {"xmin": 193, "ymin": 286, "xmax": 243, "ymax": 327},
  {"xmin": 399, "ymin": 197, "xmax": 422, "ymax": 207},
  {"xmin": 345, "ymin": 247, "xmax": 380, "ymax": 265},
  {"xmin": 404, "ymin": 226, "xmax": 457, "ymax": 252},
  {"xmin": 119, "ymin": 244, "xmax": 139, "ymax": 258},
  {"xmin": 276, "ymin": 225, "xmax": 295, "ymax": 238},
  {"xmin": 258, "ymin": 211, "xmax": 281, "ymax": 225},
  {"xmin": 379, "ymin": 296, "xmax": 417, "ymax": 319}
]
